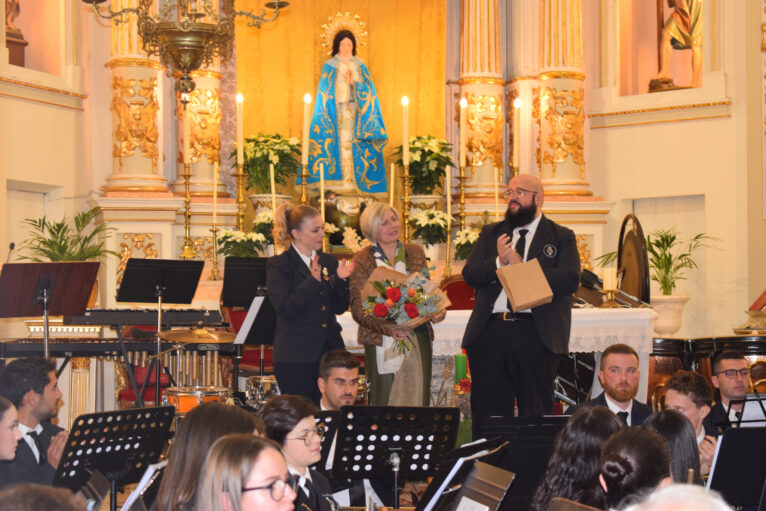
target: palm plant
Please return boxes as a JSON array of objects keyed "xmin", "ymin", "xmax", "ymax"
[{"xmin": 19, "ymin": 207, "xmax": 119, "ymax": 261}]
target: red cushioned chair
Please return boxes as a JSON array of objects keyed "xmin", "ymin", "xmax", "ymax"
[{"xmin": 439, "ymin": 274, "xmax": 476, "ymax": 310}]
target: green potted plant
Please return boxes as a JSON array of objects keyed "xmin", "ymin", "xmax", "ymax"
[
  {"xmin": 217, "ymin": 229, "xmax": 268, "ymax": 258},
  {"xmin": 234, "ymin": 133, "xmax": 301, "ymax": 211},
  {"xmin": 394, "ymin": 135, "xmax": 455, "ymax": 214},
  {"xmin": 411, "ymin": 209, "xmax": 450, "ymax": 262},
  {"xmin": 598, "ymin": 228, "xmax": 717, "ymax": 335},
  {"xmin": 454, "ymin": 228, "xmax": 480, "ymax": 261}
]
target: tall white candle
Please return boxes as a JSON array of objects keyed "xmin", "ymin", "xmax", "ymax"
[
  {"xmin": 301, "ymin": 93, "xmax": 312, "ymax": 166},
  {"xmin": 183, "ymin": 97, "xmax": 191, "ymax": 165},
  {"xmin": 459, "ymin": 98, "xmax": 467, "ymax": 168},
  {"xmin": 401, "ymin": 96, "xmax": 409, "ymax": 167},
  {"xmin": 512, "ymin": 98, "xmax": 521, "ymax": 169},
  {"xmin": 493, "ymin": 167, "xmax": 500, "ymax": 220},
  {"xmin": 319, "ymin": 162, "xmax": 325, "ymax": 223},
  {"xmin": 213, "ymin": 161, "xmax": 219, "ymax": 225},
  {"xmin": 446, "ymin": 166, "xmax": 451, "ymax": 230},
  {"xmin": 269, "ymin": 163, "xmax": 277, "ymax": 214},
  {"xmin": 602, "ymin": 268, "xmax": 618, "ymax": 291},
  {"xmin": 236, "ymin": 93, "xmax": 244, "ymax": 166},
  {"xmin": 390, "ymin": 163, "xmax": 395, "ymax": 208}
]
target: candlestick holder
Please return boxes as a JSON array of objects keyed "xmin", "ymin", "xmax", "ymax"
[
  {"xmin": 235, "ymin": 162, "xmax": 246, "ymax": 231},
  {"xmin": 179, "ymin": 162, "xmax": 197, "ymax": 260},
  {"xmin": 599, "ymin": 290, "xmax": 622, "ymax": 308},
  {"xmin": 443, "ymin": 226, "xmax": 453, "ymax": 278},
  {"xmin": 401, "ymin": 164, "xmax": 411, "ymax": 242},
  {"xmin": 511, "ymin": 165, "xmax": 520, "ymax": 177},
  {"xmin": 458, "ymin": 165, "xmax": 467, "ymax": 231},
  {"xmin": 208, "ymin": 226, "xmax": 221, "ymax": 281},
  {"xmin": 300, "ymin": 164, "xmax": 309, "ymax": 205}
]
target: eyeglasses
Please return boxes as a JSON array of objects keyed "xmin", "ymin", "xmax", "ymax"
[
  {"xmin": 242, "ymin": 475, "xmax": 296, "ymax": 501},
  {"xmin": 715, "ymin": 368, "xmax": 750, "ymax": 380},
  {"xmin": 502, "ymin": 188, "xmax": 536, "ymax": 199},
  {"xmin": 286, "ymin": 426, "xmax": 325, "ymax": 446}
]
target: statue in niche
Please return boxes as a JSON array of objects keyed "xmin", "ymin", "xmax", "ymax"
[
  {"xmin": 649, "ymin": 0, "xmax": 702, "ymax": 92},
  {"xmin": 305, "ymin": 13, "xmax": 387, "ymax": 245}
]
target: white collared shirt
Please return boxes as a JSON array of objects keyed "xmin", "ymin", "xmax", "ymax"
[
  {"xmin": 696, "ymin": 426, "xmax": 706, "ymax": 446},
  {"xmin": 288, "ymin": 466, "xmax": 313, "ymax": 498},
  {"xmin": 603, "ymin": 393, "xmax": 634, "ymax": 425},
  {"xmin": 492, "ymin": 213, "xmax": 543, "ymax": 313},
  {"xmin": 18, "ymin": 422, "xmax": 43, "ymax": 463},
  {"xmin": 293, "ymin": 244, "xmax": 317, "ymax": 270}
]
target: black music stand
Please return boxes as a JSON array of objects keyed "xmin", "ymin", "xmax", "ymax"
[
  {"xmin": 0, "ymin": 262, "xmax": 99, "ymax": 357},
  {"xmin": 330, "ymin": 405, "xmax": 460, "ymax": 509},
  {"xmin": 480, "ymin": 416, "xmax": 568, "ymax": 511},
  {"xmin": 734, "ymin": 392, "xmax": 766, "ymax": 427},
  {"xmin": 707, "ymin": 427, "xmax": 766, "ymax": 509},
  {"xmin": 446, "ymin": 461, "xmax": 515, "ymax": 511},
  {"xmin": 314, "ymin": 410, "xmax": 341, "ymax": 469},
  {"xmin": 117, "ymin": 258, "xmax": 203, "ymax": 403},
  {"xmin": 54, "ymin": 406, "xmax": 175, "ymax": 511}
]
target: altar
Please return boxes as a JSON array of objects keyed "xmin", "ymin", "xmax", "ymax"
[{"xmin": 339, "ymin": 307, "xmax": 656, "ymax": 402}]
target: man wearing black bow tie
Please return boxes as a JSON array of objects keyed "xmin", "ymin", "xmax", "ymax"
[{"xmin": 462, "ymin": 174, "xmax": 580, "ymax": 438}]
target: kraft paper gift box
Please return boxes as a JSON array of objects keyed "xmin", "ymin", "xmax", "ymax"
[{"xmin": 496, "ymin": 258, "xmax": 553, "ymax": 311}]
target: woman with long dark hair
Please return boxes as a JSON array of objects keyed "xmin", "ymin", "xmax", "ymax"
[
  {"xmin": 154, "ymin": 403, "xmax": 260, "ymax": 511},
  {"xmin": 643, "ymin": 409, "xmax": 703, "ymax": 485},
  {"xmin": 531, "ymin": 406, "xmax": 624, "ymax": 511}
]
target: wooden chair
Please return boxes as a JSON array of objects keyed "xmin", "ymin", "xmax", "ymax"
[{"xmin": 439, "ymin": 274, "xmax": 475, "ymax": 310}]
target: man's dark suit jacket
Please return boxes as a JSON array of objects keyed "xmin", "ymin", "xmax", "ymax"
[
  {"xmin": 461, "ymin": 215, "xmax": 581, "ymax": 354},
  {"xmin": 295, "ymin": 468, "xmax": 335, "ymax": 511},
  {"xmin": 565, "ymin": 392, "xmax": 653, "ymax": 426},
  {"xmin": 0, "ymin": 421, "xmax": 64, "ymax": 489},
  {"xmin": 266, "ymin": 246, "xmax": 349, "ymax": 364},
  {"xmin": 703, "ymin": 402, "xmax": 732, "ymax": 436}
]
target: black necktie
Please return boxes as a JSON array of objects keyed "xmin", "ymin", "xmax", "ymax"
[
  {"xmin": 27, "ymin": 431, "xmax": 45, "ymax": 465},
  {"xmin": 617, "ymin": 411, "xmax": 629, "ymax": 425},
  {"xmin": 302, "ymin": 478, "xmax": 320, "ymax": 511},
  {"xmin": 347, "ymin": 479, "xmax": 366, "ymax": 507},
  {"xmin": 506, "ymin": 229, "xmax": 529, "ymax": 312}
]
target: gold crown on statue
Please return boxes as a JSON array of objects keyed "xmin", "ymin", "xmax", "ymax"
[{"xmin": 320, "ymin": 12, "xmax": 368, "ymax": 55}]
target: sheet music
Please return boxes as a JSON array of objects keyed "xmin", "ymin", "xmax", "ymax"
[
  {"xmin": 234, "ymin": 297, "xmax": 264, "ymax": 344},
  {"xmin": 422, "ymin": 449, "xmax": 492, "ymax": 511},
  {"xmin": 120, "ymin": 460, "xmax": 167, "ymax": 511},
  {"xmin": 455, "ymin": 497, "xmax": 490, "ymax": 511},
  {"xmin": 705, "ymin": 435, "xmax": 724, "ymax": 490}
]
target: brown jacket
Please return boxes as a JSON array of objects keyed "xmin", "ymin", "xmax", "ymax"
[{"xmin": 349, "ymin": 243, "xmax": 435, "ymax": 346}]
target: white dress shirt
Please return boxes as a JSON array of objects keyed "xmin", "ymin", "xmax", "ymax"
[
  {"xmin": 603, "ymin": 394, "xmax": 634, "ymax": 426},
  {"xmin": 18, "ymin": 422, "xmax": 44, "ymax": 463},
  {"xmin": 492, "ymin": 214, "xmax": 543, "ymax": 313}
]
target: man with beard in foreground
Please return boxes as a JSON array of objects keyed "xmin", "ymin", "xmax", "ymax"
[
  {"xmin": 566, "ymin": 343, "xmax": 652, "ymax": 426},
  {"xmin": 462, "ymin": 174, "xmax": 580, "ymax": 438}
]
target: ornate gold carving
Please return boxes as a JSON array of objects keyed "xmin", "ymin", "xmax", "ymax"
[
  {"xmin": 539, "ymin": 71, "xmax": 586, "ymax": 81},
  {"xmin": 458, "ymin": 77, "xmax": 505, "ymax": 86},
  {"xmin": 106, "ymin": 58, "xmax": 163, "ymax": 70},
  {"xmin": 182, "ymin": 88, "xmax": 222, "ymax": 165},
  {"xmin": 577, "ymin": 235, "xmax": 592, "ymax": 271},
  {"xmin": 465, "ymin": 93, "xmax": 503, "ymax": 168},
  {"xmin": 539, "ymin": 87, "xmax": 585, "ymax": 178},
  {"xmin": 71, "ymin": 357, "xmax": 91, "ymax": 371},
  {"xmin": 111, "ymin": 77, "xmax": 159, "ymax": 173},
  {"xmin": 116, "ymin": 233, "xmax": 159, "ymax": 286},
  {"xmin": 505, "ymin": 89, "xmax": 519, "ymax": 172},
  {"xmin": 532, "ymin": 87, "xmax": 542, "ymax": 173},
  {"xmin": 320, "ymin": 12, "xmax": 368, "ymax": 55},
  {"xmin": 192, "ymin": 236, "xmax": 216, "ymax": 262}
]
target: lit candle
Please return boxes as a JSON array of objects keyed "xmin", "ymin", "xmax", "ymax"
[
  {"xmin": 319, "ymin": 162, "xmax": 325, "ymax": 223},
  {"xmin": 302, "ymin": 93, "xmax": 312, "ymax": 166},
  {"xmin": 602, "ymin": 268, "xmax": 618, "ymax": 291},
  {"xmin": 512, "ymin": 98, "xmax": 521, "ymax": 169},
  {"xmin": 269, "ymin": 163, "xmax": 277, "ymax": 215},
  {"xmin": 401, "ymin": 96, "xmax": 409, "ymax": 167},
  {"xmin": 493, "ymin": 167, "xmax": 500, "ymax": 220},
  {"xmin": 390, "ymin": 163, "xmax": 395, "ymax": 208},
  {"xmin": 183, "ymin": 97, "xmax": 191, "ymax": 165},
  {"xmin": 445, "ymin": 166, "xmax": 451, "ymax": 230},
  {"xmin": 236, "ymin": 93, "xmax": 244, "ymax": 166},
  {"xmin": 213, "ymin": 161, "xmax": 219, "ymax": 225},
  {"xmin": 459, "ymin": 97, "xmax": 467, "ymax": 168}
]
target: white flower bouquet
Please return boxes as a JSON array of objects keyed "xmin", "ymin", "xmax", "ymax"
[
  {"xmin": 411, "ymin": 209, "xmax": 450, "ymax": 247},
  {"xmin": 217, "ymin": 229, "xmax": 268, "ymax": 257}
]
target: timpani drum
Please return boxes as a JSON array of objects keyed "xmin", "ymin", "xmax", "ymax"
[{"xmin": 162, "ymin": 386, "xmax": 231, "ymax": 416}]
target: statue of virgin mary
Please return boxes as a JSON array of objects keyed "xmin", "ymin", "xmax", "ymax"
[{"xmin": 305, "ymin": 27, "xmax": 388, "ymax": 194}]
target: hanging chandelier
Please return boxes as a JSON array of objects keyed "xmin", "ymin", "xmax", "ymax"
[{"xmin": 82, "ymin": 0, "xmax": 288, "ymax": 93}]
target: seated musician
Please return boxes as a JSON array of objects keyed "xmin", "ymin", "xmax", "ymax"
[
  {"xmin": 259, "ymin": 395, "xmax": 337, "ymax": 511},
  {"xmin": 662, "ymin": 370, "xmax": 718, "ymax": 475},
  {"xmin": 566, "ymin": 344, "xmax": 652, "ymax": 426},
  {"xmin": 0, "ymin": 358, "xmax": 67, "ymax": 489},
  {"xmin": 704, "ymin": 350, "xmax": 751, "ymax": 435},
  {"xmin": 316, "ymin": 350, "xmax": 395, "ymax": 507}
]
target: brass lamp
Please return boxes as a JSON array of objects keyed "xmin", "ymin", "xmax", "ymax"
[{"xmin": 82, "ymin": 0, "xmax": 287, "ymax": 93}]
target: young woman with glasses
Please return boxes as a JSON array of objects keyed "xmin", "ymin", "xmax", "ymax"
[
  {"xmin": 259, "ymin": 395, "xmax": 335, "ymax": 511},
  {"xmin": 195, "ymin": 434, "xmax": 296, "ymax": 511}
]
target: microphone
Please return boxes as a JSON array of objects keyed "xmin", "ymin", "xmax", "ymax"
[{"xmin": 6, "ymin": 242, "xmax": 14, "ymax": 263}]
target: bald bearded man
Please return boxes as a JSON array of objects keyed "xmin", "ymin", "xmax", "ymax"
[{"xmin": 462, "ymin": 174, "xmax": 580, "ymax": 437}]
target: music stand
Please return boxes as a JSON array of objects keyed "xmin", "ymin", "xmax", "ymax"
[
  {"xmin": 480, "ymin": 416, "xmax": 569, "ymax": 511},
  {"xmin": 117, "ymin": 258, "xmax": 203, "ymax": 402},
  {"xmin": 446, "ymin": 461, "xmax": 515, "ymax": 511},
  {"xmin": 53, "ymin": 406, "xmax": 175, "ymax": 511},
  {"xmin": 330, "ymin": 405, "xmax": 460, "ymax": 509},
  {"xmin": 707, "ymin": 427, "xmax": 766, "ymax": 509},
  {"xmin": 314, "ymin": 410, "xmax": 341, "ymax": 470},
  {"xmin": 0, "ymin": 262, "xmax": 99, "ymax": 357},
  {"xmin": 735, "ymin": 393, "xmax": 766, "ymax": 428}
]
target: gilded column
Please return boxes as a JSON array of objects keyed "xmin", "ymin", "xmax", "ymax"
[
  {"xmin": 68, "ymin": 357, "xmax": 90, "ymax": 429},
  {"xmin": 537, "ymin": 0, "xmax": 591, "ymax": 196},
  {"xmin": 460, "ymin": 0, "xmax": 506, "ymax": 218},
  {"xmin": 102, "ymin": 0, "xmax": 171, "ymax": 195}
]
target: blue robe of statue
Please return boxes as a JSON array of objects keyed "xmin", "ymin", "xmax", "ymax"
[{"xmin": 304, "ymin": 56, "xmax": 388, "ymax": 194}]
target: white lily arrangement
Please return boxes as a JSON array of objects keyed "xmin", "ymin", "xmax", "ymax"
[
  {"xmin": 454, "ymin": 228, "xmax": 480, "ymax": 260},
  {"xmin": 218, "ymin": 229, "xmax": 268, "ymax": 257},
  {"xmin": 411, "ymin": 209, "xmax": 450, "ymax": 247}
]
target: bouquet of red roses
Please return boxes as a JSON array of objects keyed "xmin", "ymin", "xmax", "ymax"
[{"xmin": 361, "ymin": 267, "xmax": 451, "ymax": 334}]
